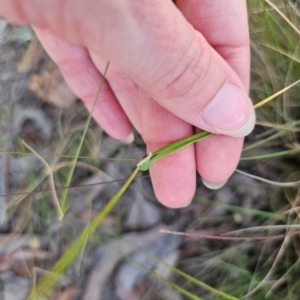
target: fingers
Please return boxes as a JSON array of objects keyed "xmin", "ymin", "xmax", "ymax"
[
  {"xmin": 195, "ymin": 135, "xmax": 244, "ymax": 188},
  {"xmin": 139, "ymin": 90, "xmax": 196, "ymax": 208},
  {"xmin": 88, "ymin": 53, "xmax": 144, "ymax": 136},
  {"xmin": 0, "ymin": 0, "xmax": 255, "ymax": 137},
  {"xmin": 90, "ymin": 55, "xmax": 196, "ymax": 208},
  {"xmin": 0, "ymin": 0, "xmax": 255, "ymax": 198},
  {"xmin": 34, "ymin": 28, "xmax": 132, "ymax": 140},
  {"xmin": 175, "ymin": 0, "xmax": 251, "ymax": 186}
]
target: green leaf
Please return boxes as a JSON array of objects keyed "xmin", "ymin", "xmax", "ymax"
[{"xmin": 138, "ymin": 131, "xmax": 212, "ymax": 171}]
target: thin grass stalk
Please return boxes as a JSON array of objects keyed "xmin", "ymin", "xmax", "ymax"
[
  {"xmin": 167, "ymin": 264, "xmax": 239, "ymax": 300},
  {"xmin": 0, "ymin": 150, "xmax": 136, "ymax": 161},
  {"xmin": 265, "ymin": 0, "xmax": 300, "ymax": 36},
  {"xmin": 60, "ymin": 62, "xmax": 110, "ymax": 211},
  {"xmin": 121, "ymin": 254, "xmax": 205, "ymax": 300},
  {"xmin": 241, "ymin": 148, "xmax": 300, "ymax": 160}
]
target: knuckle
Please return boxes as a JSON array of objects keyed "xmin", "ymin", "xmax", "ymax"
[
  {"xmin": 156, "ymin": 34, "xmax": 211, "ymax": 101},
  {"xmin": 59, "ymin": 55, "xmax": 90, "ymax": 78}
]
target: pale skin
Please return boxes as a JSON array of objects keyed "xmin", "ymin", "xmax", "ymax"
[{"xmin": 0, "ymin": 0, "xmax": 255, "ymax": 208}]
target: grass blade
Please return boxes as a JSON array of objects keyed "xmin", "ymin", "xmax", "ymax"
[
  {"xmin": 138, "ymin": 78, "xmax": 300, "ymax": 170},
  {"xmin": 138, "ymin": 131, "xmax": 212, "ymax": 171},
  {"xmin": 241, "ymin": 148, "xmax": 300, "ymax": 160},
  {"xmin": 25, "ymin": 167, "xmax": 140, "ymax": 299},
  {"xmin": 60, "ymin": 62, "xmax": 110, "ymax": 211}
]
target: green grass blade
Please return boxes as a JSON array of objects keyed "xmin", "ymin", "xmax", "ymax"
[
  {"xmin": 123, "ymin": 256, "xmax": 205, "ymax": 300},
  {"xmin": 138, "ymin": 131, "xmax": 212, "ymax": 171},
  {"xmin": 242, "ymin": 131, "xmax": 284, "ymax": 152},
  {"xmin": 138, "ymin": 78, "xmax": 300, "ymax": 170},
  {"xmin": 195, "ymin": 196, "xmax": 285, "ymax": 221},
  {"xmin": 170, "ymin": 267, "xmax": 239, "ymax": 300},
  {"xmin": 25, "ymin": 167, "xmax": 140, "ymax": 299},
  {"xmin": 241, "ymin": 148, "xmax": 300, "ymax": 160},
  {"xmin": 121, "ymin": 243, "xmax": 239, "ymax": 300},
  {"xmin": 60, "ymin": 62, "xmax": 110, "ymax": 211}
]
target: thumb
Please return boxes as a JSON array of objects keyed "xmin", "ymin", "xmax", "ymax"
[
  {"xmin": 118, "ymin": 2, "xmax": 256, "ymax": 138},
  {"xmin": 0, "ymin": 0, "xmax": 255, "ymax": 136},
  {"xmin": 141, "ymin": 40, "xmax": 256, "ymax": 137},
  {"xmin": 86, "ymin": 1, "xmax": 255, "ymax": 137}
]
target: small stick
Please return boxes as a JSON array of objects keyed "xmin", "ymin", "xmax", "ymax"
[
  {"xmin": 265, "ymin": 0, "xmax": 300, "ymax": 36},
  {"xmin": 22, "ymin": 140, "xmax": 64, "ymax": 221},
  {"xmin": 282, "ymin": 0, "xmax": 291, "ymax": 21},
  {"xmin": 160, "ymin": 229, "xmax": 286, "ymax": 241}
]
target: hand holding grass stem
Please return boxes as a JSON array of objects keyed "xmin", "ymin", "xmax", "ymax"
[
  {"xmin": 0, "ymin": 1, "xmax": 299, "ymax": 298},
  {"xmin": 137, "ymin": 78, "xmax": 300, "ymax": 171}
]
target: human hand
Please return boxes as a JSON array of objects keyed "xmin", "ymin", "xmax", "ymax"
[{"xmin": 0, "ymin": 0, "xmax": 255, "ymax": 208}]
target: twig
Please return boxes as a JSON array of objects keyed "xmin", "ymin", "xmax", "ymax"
[
  {"xmin": 236, "ymin": 169, "xmax": 300, "ymax": 187},
  {"xmin": 22, "ymin": 140, "xmax": 64, "ymax": 221},
  {"xmin": 265, "ymin": 0, "xmax": 300, "ymax": 36},
  {"xmin": 60, "ymin": 62, "xmax": 110, "ymax": 210},
  {"xmin": 282, "ymin": 0, "xmax": 291, "ymax": 20}
]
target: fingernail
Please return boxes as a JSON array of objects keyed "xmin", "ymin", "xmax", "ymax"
[
  {"xmin": 201, "ymin": 81, "xmax": 256, "ymax": 137},
  {"xmin": 202, "ymin": 179, "xmax": 227, "ymax": 190},
  {"xmin": 122, "ymin": 132, "xmax": 134, "ymax": 144}
]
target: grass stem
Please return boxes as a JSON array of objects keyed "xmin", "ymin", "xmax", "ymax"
[{"xmin": 60, "ymin": 62, "xmax": 110, "ymax": 211}]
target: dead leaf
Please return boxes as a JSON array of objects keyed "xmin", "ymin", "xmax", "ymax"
[
  {"xmin": 29, "ymin": 58, "xmax": 75, "ymax": 108},
  {"xmin": 17, "ymin": 35, "xmax": 44, "ymax": 73}
]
